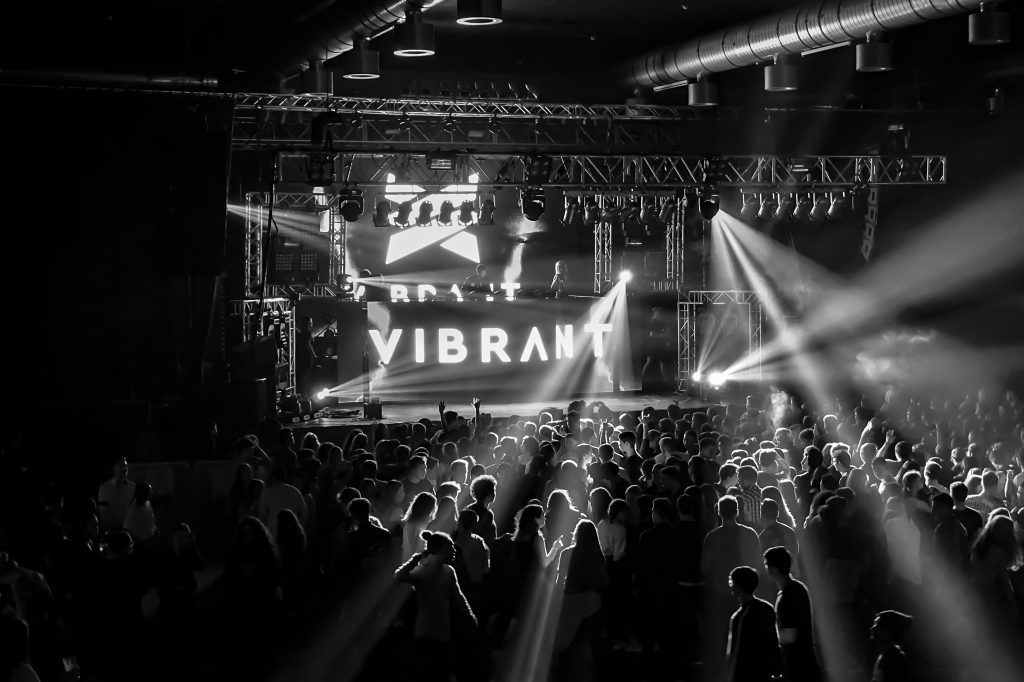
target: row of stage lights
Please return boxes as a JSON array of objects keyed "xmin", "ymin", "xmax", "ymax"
[
  {"xmin": 739, "ymin": 191, "xmax": 857, "ymax": 223},
  {"xmin": 324, "ymin": 185, "xmax": 855, "ymax": 227},
  {"xmin": 372, "ymin": 195, "xmax": 496, "ymax": 228}
]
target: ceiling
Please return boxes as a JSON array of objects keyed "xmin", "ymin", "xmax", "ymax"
[{"xmin": 1, "ymin": 0, "xmax": 1021, "ymax": 108}]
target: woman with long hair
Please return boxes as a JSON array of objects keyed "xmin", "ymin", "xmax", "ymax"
[
  {"xmin": 555, "ymin": 520, "xmax": 608, "ymax": 682},
  {"xmin": 401, "ymin": 492, "xmax": 437, "ymax": 561},
  {"xmin": 223, "ymin": 516, "xmax": 282, "ymax": 627},
  {"xmin": 428, "ymin": 496, "xmax": 458, "ymax": 535},
  {"xmin": 545, "ymin": 490, "xmax": 586, "ymax": 551},
  {"xmin": 761, "ymin": 485, "xmax": 796, "ymax": 529}
]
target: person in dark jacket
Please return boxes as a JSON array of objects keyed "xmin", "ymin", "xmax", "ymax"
[{"xmin": 725, "ymin": 566, "xmax": 782, "ymax": 682}]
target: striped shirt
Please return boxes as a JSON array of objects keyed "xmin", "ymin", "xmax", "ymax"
[{"xmin": 737, "ymin": 486, "xmax": 763, "ymax": 527}]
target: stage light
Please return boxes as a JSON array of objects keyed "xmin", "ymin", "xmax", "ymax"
[
  {"xmin": 306, "ymin": 153, "xmax": 336, "ymax": 186},
  {"xmin": 373, "ymin": 200, "xmax": 392, "ymax": 227},
  {"xmin": 692, "ymin": 370, "xmax": 703, "ymax": 382},
  {"xmin": 809, "ymin": 194, "xmax": 830, "ymax": 223},
  {"xmin": 856, "ymin": 32, "xmax": 893, "ymax": 72},
  {"xmin": 776, "ymin": 194, "xmax": 797, "ymax": 221},
  {"xmin": 698, "ymin": 186, "xmax": 720, "ymax": 220},
  {"xmin": 458, "ymin": 200, "xmax": 475, "ymax": 225},
  {"xmin": 688, "ymin": 78, "xmax": 718, "ymax": 107},
  {"xmin": 326, "ymin": 39, "xmax": 381, "ymax": 79},
  {"xmin": 600, "ymin": 203, "xmax": 620, "ymax": 222},
  {"xmin": 764, "ymin": 54, "xmax": 799, "ymax": 92},
  {"xmin": 521, "ymin": 188, "xmax": 545, "ymax": 221},
  {"xmin": 620, "ymin": 201, "xmax": 640, "ymax": 222},
  {"xmin": 479, "ymin": 197, "xmax": 495, "ymax": 225},
  {"xmin": 315, "ymin": 388, "xmax": 330, "ymax": 401},
  {"xmin": 740, "ymin": 193, "xmax": 760, "ymax": 222},
  {"xmin": 563, "ymin": 198, "xmax": 581, "ymax": 227},
  {"xmin": 827, "ymin": 193, "xmax": 849, "ymax": 220},
  {"xmin": 457, "ymin": 0, "xmax": 503, "ymax": 26},
  {"xmin": 792, "ymin": 194, "xmax": 812, "ymax": 221},
  {"xmin": 339, "ymin": 273, "xmax": 355, "ymax": 293},
  {"xmin": 639, "ymin": 200, "xmax": 657, "ymax": 225},
  {"xmin": 658, "ymin": 199, "xmax": 677, "ymax": 224},
  {"xmin": 396, "ymin": 200, "xmax": 414, "ymax": 226},
  {"xmin": 969, "ymin": 2, "xmax": 1010, "ymax": 46},
  {"xmin": 427, "ymin": 153, "xmax": 456, "ymax": 170},
  {"xmin": 394, "ymin": 9, "xmax": 436, "ymax": 56},
  {"xmin": 338, "ymin": 188, "xmax": 364, "ymax": 222},
  {"xmin": 708, "ymin": 371, "xmax": 726, "ymax": 388},
  {"xmin": 438, "ymin": 200, "xmax": 455, "ymax": 225},
  {"xmin": 619, "ymin": 270, "xmax": 633, "ymax": 283},
  {"xmin": 583, "ymin": 200, "xmax": 600, "ymax": 226},
  {"xmin": 416, "ymin": 201, "xmax": 434, "ymax": 225},
  {"xmin": 525, "ymin": 156, "xmax": 553, "ymax": 185},
  {"xmin": 757, "ymin": 194, "xmax": 779, "ymax": 221}
]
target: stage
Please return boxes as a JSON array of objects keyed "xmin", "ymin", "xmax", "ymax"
[{"xmin": 288, "ymin": 393, "xmax": 716, "ymax": 443}]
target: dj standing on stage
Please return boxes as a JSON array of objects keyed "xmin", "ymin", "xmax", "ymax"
[
  {"xmin": 463, "ymin": 263, "xmax": 490, "ymax": 297},
  {"xmin": 550, "ymin": 260, "xmax": 569, "ymax": 299}
]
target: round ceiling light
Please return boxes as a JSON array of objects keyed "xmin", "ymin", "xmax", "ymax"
[
  {"xmin": 457, "ymin": 0, "xmax": 503, "ymax": 26},
  {"xmin": 394, "ymin": 10, "xmax": 436, "ymax": 57}
]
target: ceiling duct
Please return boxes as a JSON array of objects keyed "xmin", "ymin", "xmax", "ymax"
[{"xmin": 629, "ymin": 0, "xmax": 987, "ymax": 90}]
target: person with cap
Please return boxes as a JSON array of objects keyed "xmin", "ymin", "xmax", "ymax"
[{"xmin": 870, "ymin": 610, "xmax": 913, "ymax": 682}]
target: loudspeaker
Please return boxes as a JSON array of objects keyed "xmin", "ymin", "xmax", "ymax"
[{"xmin": 153, "ymin": 99, "xmax": 233, "ymax": 276}]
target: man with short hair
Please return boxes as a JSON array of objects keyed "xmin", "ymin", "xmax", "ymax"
[
  {"xmin": 758, "ymin": 499, "xmax": 799, "ymax": 566},
  {"xmin": 965, "ymin": 470, "xmax": 1002, "ymax": 517},
  {"xmin": 344, "ymin": 497, "xmax": 392, "ymax": 571},
  {"xmin": 716, "ymin": 463, "xmax": 739, "ymax": 497},
  {"xmin": 950, "ymin": 481, "xmax": 984, "ymax": 541},
  {"xmin": 764, "ymin": 546, "xmax": 820, "ymax": 682},
  {"xmin": 931, "ymin": 493, "xmax": 969, "ymax": 571},
  {"xmin": 725, "ymin": 566, "xmax": 782, "ymax": 682}
]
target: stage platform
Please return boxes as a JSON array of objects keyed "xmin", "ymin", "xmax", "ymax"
[{"xmin": 288, "ymin": 393, "xmax": 715, "ymax": 443}]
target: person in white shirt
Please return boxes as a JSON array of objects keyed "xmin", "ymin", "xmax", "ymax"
[
  {"xmin": 123, "ymin": 481, "xmax": 157, "ymax": 542},
  {"xmin": 258, "ymin": 466, "xmax": 307, "ymax": 538},
  {"xmin": 98, "ymin": 457, "xmax": 136, "ymax": 529}
]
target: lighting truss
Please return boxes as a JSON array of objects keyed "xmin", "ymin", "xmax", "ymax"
[
  {"xmin": 233, "ymin": 93, "xmax": 714, "ymax": 119},
  {"xmin": 271, "ymin": 152, "xmax": 945, "ymax": 190},
  {"xmin": 677, "ymin": 290, "xmax": 762, "ymax": 392},
  {"xmin": 245, "ymin": 192, "xmax": 347, "ymax": 298},
  {"xmin": 233, "ymin": 95, "xmax": 707, "ymax": 154},
  {"xmin": 231, "ymin": 297, "xmax": 296, "ymax": 397}
]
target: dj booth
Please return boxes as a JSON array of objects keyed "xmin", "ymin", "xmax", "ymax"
[{"xmin": 299, "ymin": 296, "xmax": 646, "ymax": 401}]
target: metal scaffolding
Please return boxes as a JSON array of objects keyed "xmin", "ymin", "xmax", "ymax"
[
  {"xmin": 231, "ymin": 297, "xmax": 296, "ymax": 399},
  {"xmin": 269, "ymin": 151, "xmax": 945, "ymax": 190},
  {"xmin": 244, "ymin": 191, "xmax": 347, "ymax": 298},
  {"xmin": 677, "ymin": 290, "xmax": 763, "ymax": 393},
  {"xmin": 232, "ymin": 94, "xmax": 720, "ymax": 154}
]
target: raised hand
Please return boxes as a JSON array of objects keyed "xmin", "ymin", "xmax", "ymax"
[
  {"xmin": 438, "ymin": 400, "xmax": 446, "ymax": 415},
  {"xmin": 472, "ymin": 397, "xmax": 482, "ymax": 411},
  {"xmin": 885, "ymin": 429, "xmax": 896, "ymax": 444}
]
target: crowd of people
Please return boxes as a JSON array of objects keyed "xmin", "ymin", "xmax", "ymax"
[{"xmin": 2, "ymin": 387, "xmax": 1024, "ymax": 682}]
